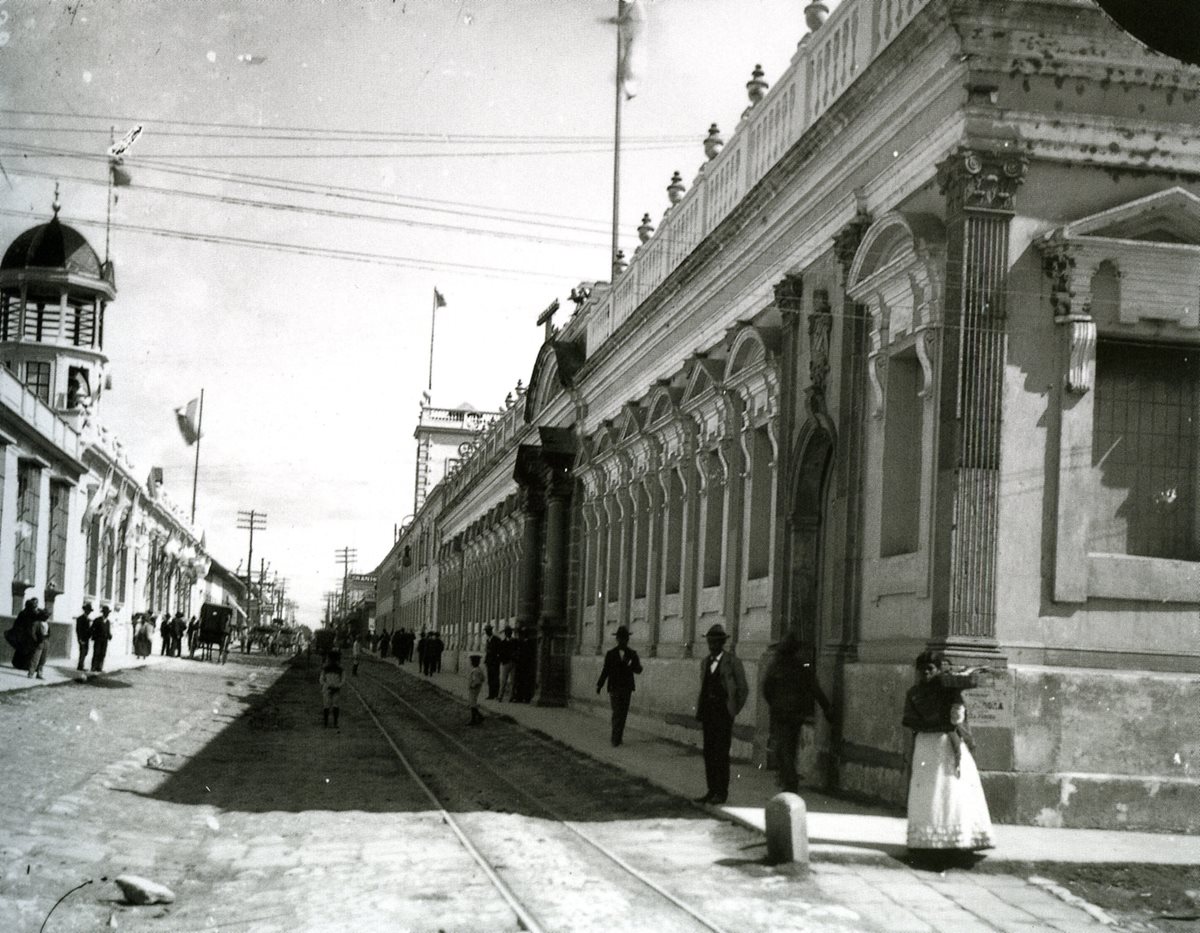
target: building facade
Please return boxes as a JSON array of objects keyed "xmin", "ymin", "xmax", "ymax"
[
  {"xmin": 0, "ymin": 208, "xmax": 243, "ymax": 663},
  {"xmin": 371, "ymin": 0, "xmax": 1200, "ymax": 831}
]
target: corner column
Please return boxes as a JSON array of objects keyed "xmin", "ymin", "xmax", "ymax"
[{"xmin": 932, "ymin": 147, "xmax": 1027, "ymax": 657}]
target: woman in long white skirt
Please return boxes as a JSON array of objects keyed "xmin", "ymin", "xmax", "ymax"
[{"xmin": 903, "ymin": 651, "xmax": 994, "ymax": 859}]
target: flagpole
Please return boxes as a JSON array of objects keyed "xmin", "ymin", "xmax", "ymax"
[
  {"xmin": 190, "ymin": 388, "xmax": 204, "ymax": 524},
  {"xmin": 427, "ymin": 290, "xmax": 437, "ymax": 393},
  {"xmin": 611, "ymin": 0, "xmax": 624, "ymax": 279}
]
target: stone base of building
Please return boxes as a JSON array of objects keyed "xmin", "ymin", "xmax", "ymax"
[{"xmin": 837, "ymin": 660, "xmax": 1200, "ymax": 833}]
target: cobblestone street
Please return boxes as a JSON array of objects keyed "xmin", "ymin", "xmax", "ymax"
[{"xmin": 0, "ymin": 654, "xmax": 1140, "ymax": 932}]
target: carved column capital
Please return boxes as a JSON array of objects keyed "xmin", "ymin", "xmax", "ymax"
[
  {"xmin": 937, "ymin": 147, "xmax": 1028, "ymax": 214},
  {"xmin": 772, "ymin": 273, "xmax": 804, "ymax": 317}
]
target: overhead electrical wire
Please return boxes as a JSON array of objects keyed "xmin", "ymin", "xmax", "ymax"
[
  {"xmin": 1, "ymin": 140, "xmax": 618, "ymax": 228},
  {"xmin": 0, "ymin": 107, "xmax": 697, "ymax": 144},
  {"xmin": 5, "ymin": 167, "xmax": 611, "ymax": 249},
  {"xmin": 0, "ymin": 206, "xmax": 571, "ymax": 280}
]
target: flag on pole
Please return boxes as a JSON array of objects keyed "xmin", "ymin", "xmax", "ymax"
[
  {"xmin": 175, "ymin": 398, "xmax": 202, "ymax": 445},
  {"xmin": 434, "ymin": 287, "xmax": 447, "ymax": 309},
  {"xmin": 617, "ymin": 0, "xmax": 647, "ymax": 100}
]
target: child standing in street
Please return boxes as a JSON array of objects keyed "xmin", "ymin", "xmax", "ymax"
[
  {"xmin": 467, "ymin": 654, "xmax": 485, "ymax": 725},
  {"xmin": 320, "ymin": 650, "xmax": 345, "ymax": 728}
]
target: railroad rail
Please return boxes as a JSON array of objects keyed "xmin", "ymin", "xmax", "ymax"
[{"xmin": 349, "ymin": 668, "xmax": 733, "ymax": 933}]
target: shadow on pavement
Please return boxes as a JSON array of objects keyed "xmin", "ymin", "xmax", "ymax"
[{"xmin": 135, "ymin": 658, "xmax": 706, "ymax": 823}]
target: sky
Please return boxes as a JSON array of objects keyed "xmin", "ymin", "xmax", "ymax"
[{"xmin": 0, "ymin": 0, "xmax": 830, "ymax": 624}]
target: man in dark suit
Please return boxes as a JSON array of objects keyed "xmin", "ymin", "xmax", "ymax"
[
  {"xmin": 596, "ymin": 625, "xmax": 643, "ymax": 746},
  {"xmin": 694, "ymin": 623, "xmax": 748, "ymax": 805},
  {"xmin": 483, "ymin": 624, "xmax": 502, "ymax": 699}
]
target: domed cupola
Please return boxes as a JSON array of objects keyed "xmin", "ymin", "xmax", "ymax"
[{"xmin": 0, "ymin": 193, "xmax": 116, "ymax": 424}]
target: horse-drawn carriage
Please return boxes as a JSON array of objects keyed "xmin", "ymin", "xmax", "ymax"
[{"xmin": 197, "ymin": 602, "xmax": 235, "ymax": 663}]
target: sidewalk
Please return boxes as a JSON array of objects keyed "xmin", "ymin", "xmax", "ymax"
[
  {"xmin": 395, "ymin": 659, "xmax": 1200, "ymax": 868},
  {"xmin": 0, "ymin": 652, "xmax": 170, "ymax": 693}
]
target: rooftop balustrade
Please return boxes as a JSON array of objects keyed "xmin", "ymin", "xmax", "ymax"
[{"xmin": 583, "ymin": 0, "xmax": 931, "ymax": 348}]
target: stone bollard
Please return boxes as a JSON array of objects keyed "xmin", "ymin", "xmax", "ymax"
[{"xmin": 765, "ymin": 792, "xmax": 809, "ymax": 865}]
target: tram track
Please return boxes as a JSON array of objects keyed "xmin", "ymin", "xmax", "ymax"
[{"xmin": 349, "ymin": 667, "xmax": 734, "ymax": 933}]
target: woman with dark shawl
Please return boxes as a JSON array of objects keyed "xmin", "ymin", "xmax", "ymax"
[
  {"xmin": 902, "ymin": 651, "xmax": 994, "ymax": 857},
  {"xmin": 6, "ymin": 598, "xmax": 40, "ymax": 671}
]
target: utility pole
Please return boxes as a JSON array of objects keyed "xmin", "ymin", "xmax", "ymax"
[
  {"xmin": 334, "ymin": 547, "xmax": 357, "ymax": 617},
  {"xmin": 237, "ymin": 509, "xmax": 267, "ymax": 624}
]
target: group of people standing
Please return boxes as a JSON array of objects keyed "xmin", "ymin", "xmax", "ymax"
[
  {"xmin": 73, "ymin": 602, "xmax": 113, "ymax": 673},
  {"xmin": 482, "ymin": 623, "xmax": 537, "ymax": 702},
  {"xmin": 4, "ymin": 597, "xmax": 56, "ymax": 678}
]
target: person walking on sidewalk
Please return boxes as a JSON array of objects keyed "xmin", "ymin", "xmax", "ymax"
[
  {"xmin": 693, "ymin": 623, "xmax": 748, "ymax": 805},
  {"xmin": 483, "ymin": 624, "xmax": 501, "ymax": 699},
  {"xmin": 90, "ymin": 606, "xmax": 112, "ymax": 673},
  {"xmin": 75, "ymin": 602, "xmax": 93, "ymax": 671},
  {"xmin": 320, "ymin": 649, "xmax": 345, "ymax": 728},
  {"xmin": 466, "ymin": 654, "xmax": 485, "ymax": 725},
  {"xmin": 7, "ymin": 598, "xmax": 40, "ymax": 671},
  {"xmin": 596, "ymin": 625, "xmax": 642, "ymax": 746},
  {"xmin": 27, "ymin": 608, "xmax": 51, "ymax": 679},
  {"xmin": 902, "ymin": 651, "xmax": 994, "ymax": 863},
  {"xmin": 761, "ymin": 632, "xmax": 834, "ymax": 794}
]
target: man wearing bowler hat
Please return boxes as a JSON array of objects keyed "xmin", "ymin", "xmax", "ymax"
[
  {"xmin": 596, "ymin": 625, "xmax": 643, "ymax": 746},
  {"xmin": 694, "ymin": 623, "xmax": 748, "ymax": 805}
]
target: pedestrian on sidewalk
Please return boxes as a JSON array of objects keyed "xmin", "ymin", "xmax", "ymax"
[
  {"xmin": 27, "ymin": 608, "xmax": 51, "ymax": 679},
  {"xmin": 75, "ymin": 602, "xmax": 93, "ymax": 671},
  {"xmin": 417, "ymin": 631, "xmax": 429, "ymax": 674},
  {"xmin": 514, "ymin": 627, "xmax": 537, "ymax": 702},
  {"xmin": 483, "ymin": 624, "xmax": 501, "ymax": 699},
  {"xmin": 431, "ymin": 631, "xmax": 444, "ymax": 674},
  {"xmin": 496, "ymin": 627, "xmax": 516, "ymax": 701},
  {"xmin": 351, "ymin": 635, "xmax": 361, "ymax": 676},
  {"xmin": 186, "ymin": 616, "xmax": 199, "ymax": 658},
  {"xmin": 7, "ymin": 597, "xmax": 40, "ymax": 671},
  {"xmin": 467, "ymin": 654, "xmax": 485, "ymax": 725},
  {"xmin": 902, "ymin": 651, "xmax": 994, "ymax": 863},
  {"xmin": 90, "ymin": 606, "xmax": 112, "ymax": 673},
  {"xmin": 761, "ymin": 631, "xmax": 834, "ymax": 793},
  {"xmin": 597, "ymin": 625, "xmax": 642, "ymax": 746},
  {"xmin": 133, "ymin": 613, "xmax": 153, "ymax": 659},
  {"xmin": 693, "ymin": 623, "xmax": 748, "ymax": 805},
  {"xmin": 320, "ymin": 649, "xmax": 345, "ymax": 728}
]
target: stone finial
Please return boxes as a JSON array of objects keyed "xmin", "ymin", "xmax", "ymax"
[
  {"xmin": 52, "ymin": 181, "xmax": 61, "ymax": 218},
  {"xmin": 515, "ymin": 379, "xmax": 526, "ymax": 396},
  {"xmin": 505, "ymin": 393, "xmax": 514, "ymax": 409},
  {"xmin": 637, "ymin": 212, "xmax": 655, "ymax": 243},
  {"xmin": 804, "ymin": 2, "xmax": 830, "ymax": 33},
  {"xmin": 746, "ymin": 64, "xmax": 768, "ymax": 105},
  {"xmin": 667, "ymin": 170, "xmax": 686, "ymax": 204},
  {"xmin": 703, "ymin": 123, "xmax": 724, "ymax": 161},
  {"xmin": 614, "ymin": 249, "xmax": 628, "ymax": 275}
]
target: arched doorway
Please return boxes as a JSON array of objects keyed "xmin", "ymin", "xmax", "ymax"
[{"xmin": 785, "ymin": 423, "xmax": 834, "ymax": 653}]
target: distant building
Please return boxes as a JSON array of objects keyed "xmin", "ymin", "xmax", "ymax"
[
  {"xmin": 0, "ymin": 204, "xmax": 243, "ymax": 661},
  {"xmin": 372, "ymin": 1, "xmax": 1200, "ymax": 832},
  {"xmin": 412, "ymin": 400, "xmax": 491, "ymax": 514}
]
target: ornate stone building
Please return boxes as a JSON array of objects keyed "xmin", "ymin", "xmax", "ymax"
[
  {"xmin": 0, "ymin": 206, "xmax": 241, "ymax": 662},
  {"xmin": 373, "ymin": 0, "xmax": 1200, "ymax": 831}
]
